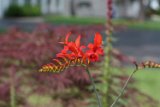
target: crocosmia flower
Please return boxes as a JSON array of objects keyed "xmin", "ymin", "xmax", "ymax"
[
  {"xmin": 39, "ymin": 32, "xmax": 103, "ymax": 73},
  {"xmin": 86, "ymin": 32, "xmax": 104, "ymax": 62}
]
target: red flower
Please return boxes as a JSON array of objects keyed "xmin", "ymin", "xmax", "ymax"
[
  {"xmin": 39, "ymin": 32, "xmax": 104, "ymax": 73},
  {"xmin": 58, "ymin": 32, "xmax": 85, "ymax": 59},
  {"xmin": 86, "ymin": 32, "xmax": 103, "ymax": 62}
]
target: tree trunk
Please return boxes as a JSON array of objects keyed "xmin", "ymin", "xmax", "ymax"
[
  {"xmin": 158, "ymin": 0, "xmax": 160, "ymax": 8},
  {"xmin": 70, "ymin": 0, "xmax": 76, "ymax": 16},
  {"xmin": 139, "ymin": 0, "xmax": 145, "ymax": 20},
  {"xmin": 120, "ymin": 0, "xmax": 128, "ymax": 18}
]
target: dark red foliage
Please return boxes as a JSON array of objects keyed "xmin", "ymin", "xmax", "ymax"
[
  {"xmin": 0, "ymin": 83, "xmax": 10, "ymax": 101},
  {"xmin": 32, "ymin": 67, "xmax": 91, "ymax": 93},
  {"xmin": 0, "ymin": 24, "xmax": 105, "ymax": 104}
]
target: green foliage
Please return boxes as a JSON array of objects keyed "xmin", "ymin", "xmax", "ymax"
[
  {"xmin": 4, "ymin": 4, "xmax": 24, "ymax": 17},
  {"xmin": 146, "ymin": 8, "xmax": 160, "ymax": 16},
  {"xmin": 4, "ymin": 4, "xmax": 41, "ymax": 17},
  {"xmin": 22, "ymin": 5, "xmax": 41, "ymax": 17}
]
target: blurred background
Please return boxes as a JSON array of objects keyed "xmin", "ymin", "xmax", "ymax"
[{"xmin": 0, "ymin": 0, "xmax": 160, "ymax": 107}]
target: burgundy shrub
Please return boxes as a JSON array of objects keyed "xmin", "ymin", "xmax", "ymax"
[{"xmin": 0, "ymin": 24, "xmax": 105, "ymax": 105}]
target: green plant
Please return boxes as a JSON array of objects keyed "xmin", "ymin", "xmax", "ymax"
[
  {"xmin": 22, "ymin": 5, "xmax": 41, "ymax": 17},
  {"xmin": 4, "ymin": 4, "xmax": 41, "ymax": 17},
  {"xmin": 110, "ymin": 61, "xmax": 160, "ymax": 107},
  {"xmin": 39, "ymin": 32, "xmax": 104, "ymax": 107},
  {"xmin": 4, "ymin": 4, "xmax": 24, "ymax": 17}
]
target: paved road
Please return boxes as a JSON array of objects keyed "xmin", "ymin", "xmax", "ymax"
[
  {"xmin": 0, "ymin": 18, "xmax": 43, "ymax": 31},
  {"xmin": 114, "ymin": 29, "xmax": 160, "ymax": 62},
  {"xmin": 1, "ymin": 19, "xmax": 160, "ymax": 62}
]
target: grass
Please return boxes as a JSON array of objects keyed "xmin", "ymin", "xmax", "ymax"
[
  {"xmin": 45, "ymin": 16, "xmax": 160, "ymax": 30},
  {"xmin": 45, "ymin": 16, "xmax": 106, "ymax": 25},
  {"xmin": 115, "ymin": 19, "xmax": 160, "ymax": 30},
  {"xmin": 127, "ymin": 68, "xmax": 160, "ymax": 102}
]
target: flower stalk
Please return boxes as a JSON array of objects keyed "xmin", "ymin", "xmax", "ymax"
[
  {"xmin": 104, "ymin": 0, "xmax": 113, "ymax": 106},
  {"xmin": 10, "ymin": 82, "xmax": 16, "ymax": 107},
  {"xmin": 10, "ymin": 70, "xmax": 16, "ymax": 107},
  {"xmin": 109, "ymin": 60, "xmax": 160, "ymax": 107},
  {"xmin": 110, "ymin": 68, "xmax": 138, "ymax": 107},
  {"xmin": 85, "ymin": 67, "xmax": 102, "ymax": 107}
]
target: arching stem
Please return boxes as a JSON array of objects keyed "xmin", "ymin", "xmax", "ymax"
[{"xmin": 110, "ymin": 68, "xmax": 138, "ymax": 107}]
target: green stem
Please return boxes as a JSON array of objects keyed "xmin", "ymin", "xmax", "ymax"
[
  {"xmin": 10, "ymin": 71, "xmax": 16, "ymax": 107},
  {"xmin": 110, "ymin": 69, "xmax": 137, "ymax": 107},
  {"xmin": 86, "ymin": 67, "xmax": 103, "ymax": 107},
  {"xmin": 10, "ymin": 83, "xmax": 16, "ymax": 107}
]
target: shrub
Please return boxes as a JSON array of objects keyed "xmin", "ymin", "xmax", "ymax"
[
  {"xmin": 22, "ymin": 4, "xmax": 41, "ymax": 17},
  {"xmin": 4, "ymin": 4, "xmax": 41, "ymax": 17},
  {"xmin": 4, "ymin": 4, "xmax": 24, "ymax": 17}
]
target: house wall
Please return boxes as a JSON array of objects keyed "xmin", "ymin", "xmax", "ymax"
[
  {"xmin": 0, "ymin": 0, "xmax": 143, "ymax": 19},
  {"xmin": 0, "ymin": 0, "xmax": 70, "ymax": 17},
  {"xmin": 74, "ymin": 0, "xmax": 106, "ymax": 17},
  {"xmin": 0, "ymin": 0, "xmax": 11, "ymax": 18},
  {"xmin": 115, "ymin": 0, "xmax": 141, "ymax": 18}
]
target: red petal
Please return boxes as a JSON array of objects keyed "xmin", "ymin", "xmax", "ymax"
[
  {"xmin": 65, "ymin": 32, "xmax": 72, "ymax": 43},
  {"xmin": 75, "ymin": 35, "xmax": 81, "ymax": 47},
  {"xmin": 68, "ymin": 42, "xmax": 78, "ymax": 54},
  {"xmin": 94, "ymin": 32, "xmax": 102, "ymax": 46},
  {"xmin": 96, "ymin": 48, "xmax": 104, "ymax": 55},
  {"xmin": 87, "ymin": 52, "xmax": 99, "ymax": 62},
  {"xmin": 65, "ymin": 54, "xmax": 73, "ymax": 59},
  {"xmin": 80, "ymin": 45, "xmax": 86, "ymax": 50},
  {"xmin": 61, "ymin": 46, "xmax": 69, "ymax": 53},
  {"xmin": 88, "ymin": 43, "xmax": 94, "ymax": 49},
  {"xmin": 57, "ymin": 53, "xmax": 72, "ymax": 60},
  {"xmin": 56, "ymin": 53, "xmax": 63, "ymax": 57}
]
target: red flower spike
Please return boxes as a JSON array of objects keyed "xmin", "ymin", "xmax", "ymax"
[{"xmin": 39, "ymin": 32, "xmax": 104, "ymax": 73}]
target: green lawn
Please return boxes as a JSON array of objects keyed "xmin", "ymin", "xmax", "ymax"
[
  {"xmin": 45, "ymin": 16, "xmax": 106, "ymax": 25},
  {"xmin": 45, "ymin": 16, "xmax": 160, "ymax": 30},
  {"xmin": 127, "ymin": 68, "xmax": 160, "ymax": 102}
]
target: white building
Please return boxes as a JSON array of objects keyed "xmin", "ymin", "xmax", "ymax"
[{"xmin": 0, "ymin": 0, "xmax": 155, "ymax": 19}]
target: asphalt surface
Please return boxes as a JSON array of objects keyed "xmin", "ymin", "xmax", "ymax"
[
  {"xmin": 114, "ymin": 29, "xmax": 160, "ymax": 62},
  {"xmin": 0, "ymin": 18, "xmax": 42, "ymax": 31}
]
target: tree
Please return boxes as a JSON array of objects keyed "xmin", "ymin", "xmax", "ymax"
[
  {"xmin": 158, "ymin": 0, "xmax": 160, "ymax": 8},
  {"xmin": 138, "ymin": 0, "xmax": 145, "ymax": 20},
  {"xmin": 70, "ymin": 0, "xmax": 76, "ymax": 16}
]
